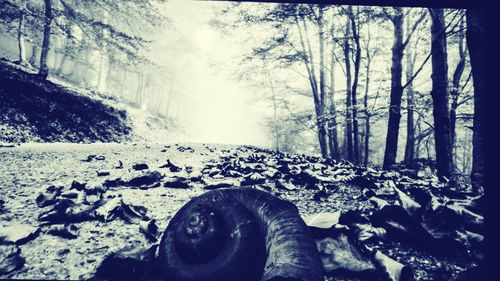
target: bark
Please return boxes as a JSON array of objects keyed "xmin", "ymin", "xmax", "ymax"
[
  {"xmin": 429, "ymin": 8, "xmax": 454, "ymax": 180},
  {"xmin": 316, "ymin": 8, "xmax": 329, "ymax": 158},
  {"xmin": 383, "ymin": 8, "xmax": 405, "ymax": 170},
  {"xmin": 266, "ymin": 69, "xmax": 280, "ymax": 152},
  {"xmin": 343, "ymin": 22, "xmax": 354, "ymax": 162},
  {"xmin": 466, "ymin": 9, "xmax": 485, "ymax": 189},
  {"xmin": 272, "ymin": 86, "xmax": 280, "ymax": 152},
  {"xmin": 328, "ymin": 31, "xmax": 339, "ymax": 159},
  {"xmin": 136, "ymin": 72, "xmax": 144, "ymax": 106},
  {"xmin": 363, "ymin": 25, "xmax": 373, "ymax": 167},
  {"xmin": 17, "ymin": 11, "xmax": 25, "ymax": 64},
  {"xmin": 449, "ymin": 17, "xmax": 466, "ymax": 152},
  {"xmin": 96, "ymin": 11, "xmax": 109, "ymax": 92},
  {"xmin": 404, "ymin": 39, "xmax": 416, "ymax": 167},
  {"xmin": 29, "ymin": 44, "xmax": 38, "ymax": 67},
  {"xmin": 348, "ymin": 6, "xmax": 362, "ymax": 163},
  {"xmin": 296, "ymin": 15, "xmax": 328, "ymax": 158},
  {"xmin": 38, "ymin": 0, "xmax": 52, "ymax": 79}
]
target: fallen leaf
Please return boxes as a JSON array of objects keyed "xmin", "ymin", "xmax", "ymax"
[
  {"xmin": 0, "ymin": 224, "xmax": 39, "ymax": 245},
  {"xmin": 0, "ymin": 245, "xmax": 24, "ymax": 275}
]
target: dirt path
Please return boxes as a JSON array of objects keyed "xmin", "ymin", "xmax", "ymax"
[{"xmin": 0, "ymin": 143, "xmax": 475, "ymax": 280}]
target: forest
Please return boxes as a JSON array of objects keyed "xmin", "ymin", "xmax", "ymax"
[{"xmin": 0, "ymin": 0, "xmax": 486, "ymax": 281}]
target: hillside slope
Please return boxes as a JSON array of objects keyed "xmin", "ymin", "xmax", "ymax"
[{"xmin": 0, "ymin": 59, "xmax": 132, "ymax": 143}]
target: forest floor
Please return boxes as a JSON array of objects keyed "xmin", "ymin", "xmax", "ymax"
[{"xmin": 0, "ymin": 143, "xmax": 481, "ymax": 281}]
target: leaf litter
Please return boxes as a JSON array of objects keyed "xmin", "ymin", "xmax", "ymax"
[{"xmin": 0, "ymin": 143, "xmax": 481, "ymax": 280}]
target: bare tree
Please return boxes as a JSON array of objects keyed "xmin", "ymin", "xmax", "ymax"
[
  {"xmin": 383, "ymin": 8, "xmax": 426, "ymax": 169},
  {"xmin": 429, "ymin": 8, "xmax": 454, "ymax": 180},
  {"xmin": 38, "ymin": 0, "xmax": 53, "ymax": 79},
  {"xmin": 466, "ymin": 8, "xmax": 485, "ymax": 189}
]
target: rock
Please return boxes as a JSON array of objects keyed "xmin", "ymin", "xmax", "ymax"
[
  {"xmin": 132, "ymin": 163, "xmax": 149, "ymax": 171},
  {"xmin": 0, "ymin": 224, "xmax": 39, "ymax": 245},
  {"xmin": 0, "ymin": 245, "xmax": 24, "ymax": 275}
]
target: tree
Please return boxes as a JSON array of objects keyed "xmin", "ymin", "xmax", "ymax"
[
  {"xmin": 327, "ymin": 24, "xmax": 340, "ymax": 159},
  {"xmin": 38, "ymin": 0, "xmax": 52, "ymax": 79},
  {"xmin": 293, "ymin": 5, "xmax": 332, "ymax": 158},
  {"xmin": 342, "ymin": 20, "xmax": 354, "ymax": 162},
  {"xmin": 362, "ymin": 22, "xmax": 377, "ymax": 167},
  {"xmin": 429, "ymin": 8, "xmax": 454, "ymax": 180},
  {"xmin": 16, "ymin": 3, "xmax": 26, "ymax": 64},
  {"xmin": 346, "ymin": 6, "xmax": 362, "ymax": 163},
  {"xmin": 383, "ymin": 8, "xmax": 426, "ymax": 170},
  {"xmin": 449, "ymin": 15, "xmax": 466, "ymax": 156},
  {"xmin": 403, "ymin": 19, "xmax": 421, "ymax": 167},
  {"xmin": 382, "ymin": 7, "xmax": 404, "ymax": 170},
  {"xmin": 465, "ymin": 8, "xmax": 485, "ymax": 189}
]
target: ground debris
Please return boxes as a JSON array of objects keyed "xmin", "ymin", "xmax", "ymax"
[
  {"xmin": 0, "ymin": 245, "xmax": 24, "ymax": 275},
  {"xmin": 0, "ymin": 224, "xmax": 39, "ymax": 245}
]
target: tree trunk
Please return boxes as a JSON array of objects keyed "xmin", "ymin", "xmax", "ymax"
[
  {"xmin": 343, "ymin": 22, "xmax": 354, "ymax": 162},
  {"xmin": 328, "ymin": 36, "xmax": 339, "ymax": 159},
  {"xmin": 404, "ymin": 40, "xmax": 416, "ymax": 167},
  {"xmin": 363, "ymin": 24, "xmax": 373, "ymax": 167},
  {"xmin": 136, "ymin": 72, "xmax": 144, "ymax": 107},
  {"xmin": 317, "ymin": 8, "xmax": 329, "ymax": 158},
  {"xmin": 383, "ymin": 8, "xmax": 405, "ymax": 170},
  {"xmin": 348, "ymin": 6, "xmax": 362, "ymax": 163},
  {"xmin": 17, "ymin": 11, "xmax": 25, "ymax": 64},
  {"xmin": 429, "ymin": 8, "xmax": 454, "ymax": 180},
  {"xmin": 466, "ymin": 9, "xmax": 485, "ymax": 189},
  {"xmin": 56, "ymin": 53, "xmax": 68, "ymax": 76},
  {"xmin": 38, "ymin": 0, "xmax": 52, "ymax": 79},
  {"xmin": 29, "ymin": 44, "xmax": 38, "ymax": 67},
  {"xmin": 96, "ymin": 11, "xmax": 109, "ymax": 92},
  {"xmin": 297, "ymin": 15, "xmax": 328, "ymax": 158},
  {"xmin": 449, "ymin": 16, "xmax": 466, "ymax": 154}
]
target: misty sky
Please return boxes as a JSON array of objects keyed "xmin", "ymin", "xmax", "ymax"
[{"xmin": 159, "ymin": 0, "xmax": 271, "ymax": 147}]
